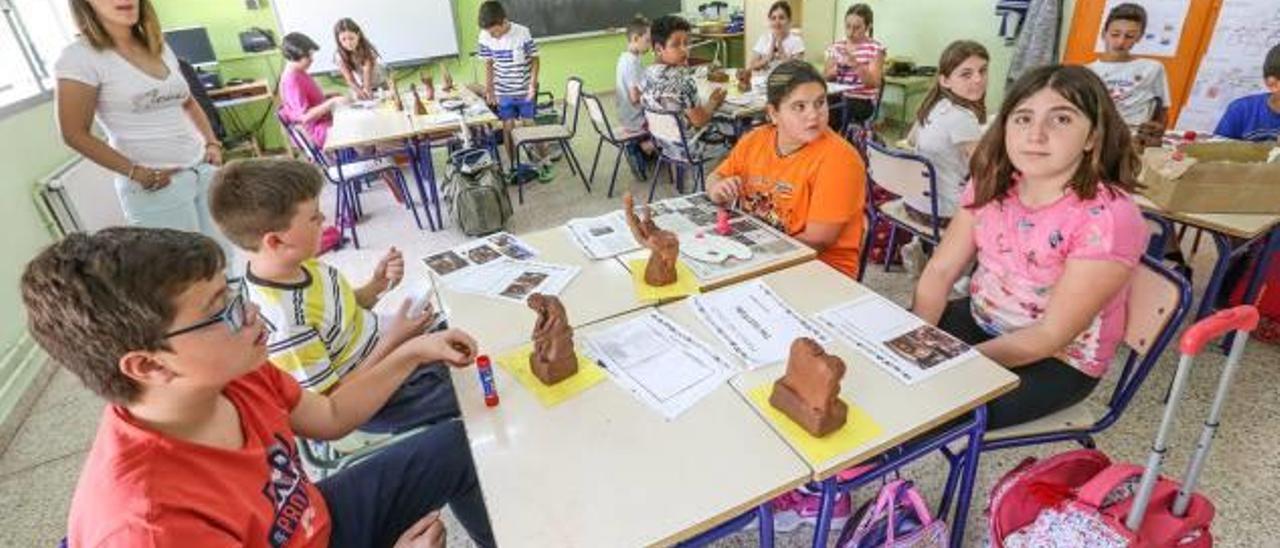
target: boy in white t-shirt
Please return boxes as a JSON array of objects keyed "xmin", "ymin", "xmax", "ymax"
[
  {"xmin": 1087, "ymin": 2, "xmax": 1170, "ymax": 148},
  {"xmin": 748, "ymin": 1, "xmax": 806, "ymax": 75}
]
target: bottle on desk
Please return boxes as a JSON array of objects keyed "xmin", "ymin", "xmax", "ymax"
[{"xmin": 476, "ymin": 355, "xmax": 500, "ymax": 407}]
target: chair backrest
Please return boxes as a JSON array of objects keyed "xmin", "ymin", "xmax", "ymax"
[
  {"xmin": 582, "ymin": 93, "xmax": 615, "ymax": 141},
  {"xmin": 275, "ymin": 111, "xmax": 333, "ymax": 172},
  {"xmin": 644, "ymin": 108, "xmax": 691, "ymax": 159},
  {"xmin": 1142, "ymin": 210, "xmax": 1173, "ymax": 259},
  {"xmin": 865, "ymin": 140, "xmax": 941, "ymax": 222},
  {"xmin": 1104, "ymin": 254, "xmax": 1191, "ymax": 423},
  {"xmin": 562, "ymin": 77, "xmax": 584, "ymax": 134}
]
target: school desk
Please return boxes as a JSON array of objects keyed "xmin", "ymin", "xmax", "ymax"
[
  {"xmin": 687, "ymin": 260, "xmax": 1017, "ymax": 547},
  {"xmin": 439, "ymin": 227, "xmax": 649, "ymax": 353},
  {"xmin": 1136, "ymin": 195, "xmax": 1280, "ymax": 326},
  {"xmin": 447, "ymin": 306, "xmax": 811, "ymax": 548},
  {"xmin": 325, "ymin": 86, "xmax": 500, "ymax": 228}
]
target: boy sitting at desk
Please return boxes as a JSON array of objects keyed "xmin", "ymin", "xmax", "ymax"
[
  {"xmin": 22, "ymin": 227, "xmax": 495, "ymax": 547},
  {"xmin": 1087, "ymin": 2, "xmax": 1171, "ymax": 148},
  {"xmin": 1215, "ymin": 43, "xmax": 1280, "ymax": 142},
  {"xmin": 640, "ymin": 15, "xmax": 728, "ymax": 158},
  {"xmin": 210, "ymin": 158, "xmax": 460, "ymax": 434}
]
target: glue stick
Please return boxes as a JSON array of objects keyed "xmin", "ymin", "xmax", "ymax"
[{"xmin": 476, "ymin": 355, "xmax": 499, "ymax": 407}]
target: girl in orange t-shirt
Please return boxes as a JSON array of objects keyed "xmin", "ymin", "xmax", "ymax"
[{"xmin": 707, "ymin": 60, "xmax": 868, "ymax": 278}]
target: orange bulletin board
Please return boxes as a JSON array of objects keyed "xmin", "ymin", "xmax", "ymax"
[{"xmin": 1062, "ymin": 0, "xmax": 1223, "ymax": 127}]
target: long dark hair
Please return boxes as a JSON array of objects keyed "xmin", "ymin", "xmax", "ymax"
[
  {"xmin": 968, "ymin": 64, "xmax": 1141, "ymax": 209},
  {"xmin": 915, "ymin": 40, "xmax": 988, "ymax": 126},
  {"xmin": 333, "ymin": 18, "xmax": 380, "ymax": 74}
]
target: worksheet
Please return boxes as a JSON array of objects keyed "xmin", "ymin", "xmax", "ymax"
[
  {"xmin": 689, "ymin": 280, "xmax": 831, "ymax": 368},
  {"xmin": 816, "ymin": 294, "xmax": 975, "ymax": 385},
  {"xmin": 564, "ymin": 210, "xmax": 642, "ymax": 259},
  {"xmin": 445, "ymin": 260, "xmax": 580, "ymax": 304},
  {"xmin": 644, "ymin": 194, "xmax": 802, "ymax": 281},
  {"xmin": 582, "ymin": 311, "xmax": 735, "ymax": 420},
  {"xmin": 423, "ymin": 232, "xmax": 539, "ymax": 279}
]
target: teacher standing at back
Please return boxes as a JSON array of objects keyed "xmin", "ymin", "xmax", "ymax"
[{"xmin": 55, "ymin": 0, "xmax": 231, "ymax": 258}]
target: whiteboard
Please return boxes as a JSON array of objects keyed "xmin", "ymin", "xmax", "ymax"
[
  {"xmin": 1177, "ymin": 0, "xmax": 1280, "ymax": 132},
  {"xmin": 272, "ymin": 0, "xmax": 460, "ymax": 74}
]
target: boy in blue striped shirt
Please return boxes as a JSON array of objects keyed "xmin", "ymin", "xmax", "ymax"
[{"xmin": 478, "ymin": 1, "xmax": 550, "ymax": 166}]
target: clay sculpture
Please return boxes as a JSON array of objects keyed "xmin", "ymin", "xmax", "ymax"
[
  {"xmin": 527, "ymin": 293, "xmax": 578, "ymax": 385},
  {"xmin": 736, "ymin": 67, "xmax": 752, "ymax": 92},
  {"xmin": 769, "ymin": 338, "xmax": 848, "ymax": 437},
  {"xmin": 623, "ymin": 193, "xmax": 679, "ymax": 286}
]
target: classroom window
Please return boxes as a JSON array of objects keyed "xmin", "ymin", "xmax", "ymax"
[{"xmin": 0, "ymin": 0, "xmax": 78, "ymax": 112}]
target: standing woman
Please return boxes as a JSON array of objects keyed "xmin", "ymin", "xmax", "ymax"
[
  {"xmin": 55, "ymin": 0, "xmax": 229, "ymax": 253},
  {"xmin": 746, "ymin": 1, "xmax": 805, "ymax": 75},
  {"xmin": 823, "ymin": 3, "xmax": 886, "ymax": 128},
  {"xmin": 333, "ymin": 18, "xmax": 386, "ymax": 100}
]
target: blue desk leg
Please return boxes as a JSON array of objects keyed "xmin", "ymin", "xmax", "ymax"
[
  {"xmin": 405, "ymin": 139, "xmax": 437, "ymax": 232},
  {"xmin": 810, "ymin": 478, "xmax": 840, "ymax": 548},
  {"xmin": 949, "ymin": 405, "xmax": 988, "ymax": 548},
  {"xmin": 1195, "ymin": 233, "xmax": 1236, "ymax": 321},
  {"xmin": 757, "ymin": 503, "xmax": 775, "ymax": 548}
]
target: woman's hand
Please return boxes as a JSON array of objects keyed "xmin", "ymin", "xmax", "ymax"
[
  {"xmin": 707, "ymin": 175, "xmax": 742, "ymax": 205},
  {"xmin": 204, "ymin": 142, "xmax": 223, "ymax": 166},
  {"xmin": 356, "ymin": 86, "xmax": 374, "ymax": 101},
  {"xmin": 132, "ymin": 166, "xmax": 180, "ymax": 191}
]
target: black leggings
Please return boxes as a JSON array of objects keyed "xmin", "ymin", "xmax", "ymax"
[{"xmin": 938, "ymin": 298, "xmax": 1100, "ymax": 430}]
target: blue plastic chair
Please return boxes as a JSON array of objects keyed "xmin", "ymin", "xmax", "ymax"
[
  {"xmin": 642, "ymin": 108, "xmax": 722, "ymax": 203},
  {"xmin": 855, "ymin": 139, "xmax": 944, "ymax": 281},
  {"xmin": 581, "ymin": 92, "xmax": 650, "ymax": 198}
]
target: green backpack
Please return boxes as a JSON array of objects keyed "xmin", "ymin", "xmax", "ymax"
[{"xmin": 442, "ymin": 147, "xmax": 513, "ymax": 236}]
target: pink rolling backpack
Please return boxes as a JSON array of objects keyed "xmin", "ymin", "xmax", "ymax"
[{"xmin": 987, "ymin": 306, "xmax": 1259, "ymax": 547}]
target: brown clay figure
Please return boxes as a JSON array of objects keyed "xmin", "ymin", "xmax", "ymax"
[
  {"xmin": 736, "ymin": 67, "xmax": 752, "ymax": 93},
  {"xmin": 769, "ymin": 337, "xmax": 848, "ymax": 437},
  {"xmin": 527, "ymin": 293, "xmax": 578, "ymax": 385},
  {"xmin": 623, "ymin": 193, "xmax": 680, "ymax": 286}
]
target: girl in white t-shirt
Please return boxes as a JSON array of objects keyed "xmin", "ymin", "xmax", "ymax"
[
  {"xmin": 906, "ymin": 40, "xmax": 990, "ymax": 225},
  {"xmin": 747, "ymin": 1, "xmax": 805, "ymax": 75},
  {"xmin": 56, "ymin": 0, "xmax": 228, "ymax": 257}
]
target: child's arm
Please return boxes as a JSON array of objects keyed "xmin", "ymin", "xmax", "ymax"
[
  {"xmin": 484, "ymin": 59, "xmax": 496, "ymax": 104},
  {"xmin": 360, "ymin": 59, "xmax": 378, "ymax": 99},
  {"xmin": 355, "ymin": 247, "xmax": 403, "ymax": 309},
  {"xmin": 336, "ymin": 58, "xmax": 361, "ymax": 95},
  {"xmin": 975, "ymin": 259, "xmax": 1133, "ymax": 367},
  {"xmin": 688, "ymin": 88, "xmax": 727, "ymax": 128},
  {"xmin": 528, "ymin": 55, "xmax": 540, "ymax": 101},
  {"xmin": 291, "ymin": 327, "xmax": 475, "ymax": 440},
  {"xmin": 913, "ymin": 208, "xmax": 978, "ymax": 324}
]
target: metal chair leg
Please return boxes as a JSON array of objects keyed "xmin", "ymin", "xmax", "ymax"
[
  {"xmin": 647, "ymin": 157, "xmax": 664, "ymax": 203},
  {"xmin": 608, "ymin": 142, "xmax": 624, "ymax": 198},
  {"xmin": 589, "ymin": 137, "xmax": 604, "ymax": 186},
  {"xmin": 564, "ymin": 141, "xmax": 592, "ymax": 192},
  {"xmin": 515, "ymin": 144, "xmax": 526, "ymax": 205}
]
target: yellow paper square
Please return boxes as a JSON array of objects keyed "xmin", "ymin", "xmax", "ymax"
[
  {"xmin": 747, "ymin": 382, "xmax": 884, "ymax": 466},
  {"xmin": 495, "ymin": 345, "xmax": 606, "ymax": 408},
  {"xmin": 628, "ymin": 259, "xmax": 700, "ymax": 301}
]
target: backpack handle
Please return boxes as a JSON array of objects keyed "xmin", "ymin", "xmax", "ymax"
[
  {"xmin": 854, "ymin": 479, "xmax": 936, "ymax": 543},
  {"xmin": 1075, "ymin": 463, "xmax": 1145, "ymax": 508}
]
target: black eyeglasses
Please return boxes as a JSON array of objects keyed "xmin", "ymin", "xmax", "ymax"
[{"xmin": 164, "ymin": 286, "xmax": 248, "ymax": 339}]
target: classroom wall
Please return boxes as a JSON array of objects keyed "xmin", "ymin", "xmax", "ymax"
[{"xmin": 0, "ymin": 102, "xmax": 73, "ymax": 435}]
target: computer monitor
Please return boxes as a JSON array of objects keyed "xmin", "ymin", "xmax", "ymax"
[{"xmin": 163, "ymin": 27, "xmax": 217, "ymax": 67}]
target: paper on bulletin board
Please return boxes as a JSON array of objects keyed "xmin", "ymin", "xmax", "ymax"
[
  {"xmin": 495, "ymin": 345, "xmax": 607, "ymax": 408},
  {"xmin": 1093, "ymin": 0, "xmax": 1191, "ymax": 57},
  {"xmin": 1176, "ymin": 0, "xmax": 1280, "ymax": 132},
  {"xmin": 746, "ymin": 382, "xmax": 883, "ymax": 465},
  {"xmin": 628, "ymin": 259, "xmax": 700, "ymax": 301}
]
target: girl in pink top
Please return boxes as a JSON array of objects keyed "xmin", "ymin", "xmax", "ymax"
[
  {"xmin": 913, "ymin": 64, "xmax": 1147, "ymax": 429},
  {"xmin": 823, "ymin": 3, "xmax": 885, "ymax": 127},
  {"xmin": 278, "ymin": 33, "xmax": 348, "ymax": 148}
]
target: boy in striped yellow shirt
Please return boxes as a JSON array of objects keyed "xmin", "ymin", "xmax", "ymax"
[{"xmin": 210, "ymin": 158, "xmax": 459, "ymax": 433}]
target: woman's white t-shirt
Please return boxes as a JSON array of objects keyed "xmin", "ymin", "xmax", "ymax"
[
  {"xmin": 752, "ymin": 32, "xmax": 805, "ymax": 74},
  {"xmin": 908, "ymin": 97, "xmax": 983, "ymax": 218},
  {"xmin": 55, "ymin": 39, "xmax": 203, "ymax": 169}
]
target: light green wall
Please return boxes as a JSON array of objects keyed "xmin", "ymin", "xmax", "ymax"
[{"xmin": 0, "ymin": 103, "xmax": 68, "ymax": 351}]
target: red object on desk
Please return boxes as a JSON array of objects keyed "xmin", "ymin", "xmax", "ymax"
[
  {"xmin": 476, "ymin": 355, "xmax": 500, "ymax": 407},
  {"xmin": 715, "ymin": 208, "xmax": 732, "ymax": 236}
]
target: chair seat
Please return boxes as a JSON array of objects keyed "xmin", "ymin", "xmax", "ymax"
[
  {"xmin": 328, "ymin": 157, "xmax": 397, "ymax": 181},
  {"xmin": 512, "ymin": 124, "xmax": 570, "ymax": 145},
  {"xmin": 880, "ymin": 199, "xmax": 940, "ymax": 240},
  {"xmin": 984, "ymin": 401, "xmax": 1104, "ymax": 441},
  {"xmin": 614, "ymin": 127, "xmax": 649, "ymax": 141}
]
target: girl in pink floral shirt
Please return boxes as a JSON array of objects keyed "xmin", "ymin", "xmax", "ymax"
[{"xmin": 913, "ymin": 64, "xmax": 1146, "ymax": 429}]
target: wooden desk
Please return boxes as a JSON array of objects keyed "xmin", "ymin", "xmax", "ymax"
[
  {"xmin": 451, "ymin": 308, "xmax": 810, "ymax": 547},
  {"xmin": 324, "ymin": 87, "xmax": 498, "ymax": 151},
  {"xmin": 682, "ymin": 261, "xmax": 1018, "ymax": 480},
  {"xmin": 1135, "ymin": 195, "xmax": 1280, "ymax": 240},
  {"xmin": 441, "ymin": 228, "xmax": 649, "ymax": 352},
  {"xmin": 208, "ymin": 79, "xmax": 271, "ymax": 104},
  {"xmin": 699, "ymin": 69, "xmax": 855, "ymax": 120}
]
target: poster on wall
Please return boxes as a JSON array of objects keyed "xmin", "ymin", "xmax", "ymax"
[
  {"xmin": 1093, "ymin": 0, "xmax": 1192, "ymax": 57},
  {"xmin": 1176, "ymin": 0, "xmax": 1280, "ymax": 132}
]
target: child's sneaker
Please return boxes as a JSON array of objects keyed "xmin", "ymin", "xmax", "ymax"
[{"xmin": 770, "ymin": 488, "xmax": 853, "ymax": 533}]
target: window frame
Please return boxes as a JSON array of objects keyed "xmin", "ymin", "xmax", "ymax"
[{"xmin": 0, "ymin": 0, "xmax": 75, "ymax": 120}]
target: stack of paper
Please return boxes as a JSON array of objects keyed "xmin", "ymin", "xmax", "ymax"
[
  {"xmin": 689, "ymin": 280, "xmax": 831, "ymax": 369},
  {"xmin": 816, "ymin": 294, "xmax": 975, "ymax": 385}
]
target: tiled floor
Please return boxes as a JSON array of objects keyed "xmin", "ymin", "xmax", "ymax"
[{"xmin": 3, "ymin": 102, "xmax": 1277, "ymax": 547}]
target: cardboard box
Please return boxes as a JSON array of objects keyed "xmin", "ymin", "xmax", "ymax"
[{"xmin": 1140, "ymin": 142, "xmax": 1280, "ymax": 214}]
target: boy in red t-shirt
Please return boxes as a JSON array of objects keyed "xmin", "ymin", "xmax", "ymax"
[{"xmin": 20, "ymin": 227, "xmax": 495, "ymax": 548}]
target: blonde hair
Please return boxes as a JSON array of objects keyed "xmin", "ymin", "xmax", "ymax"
[{"xmin": 70, "ymin": 0, "xmax": 164, "ymax": 54}]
